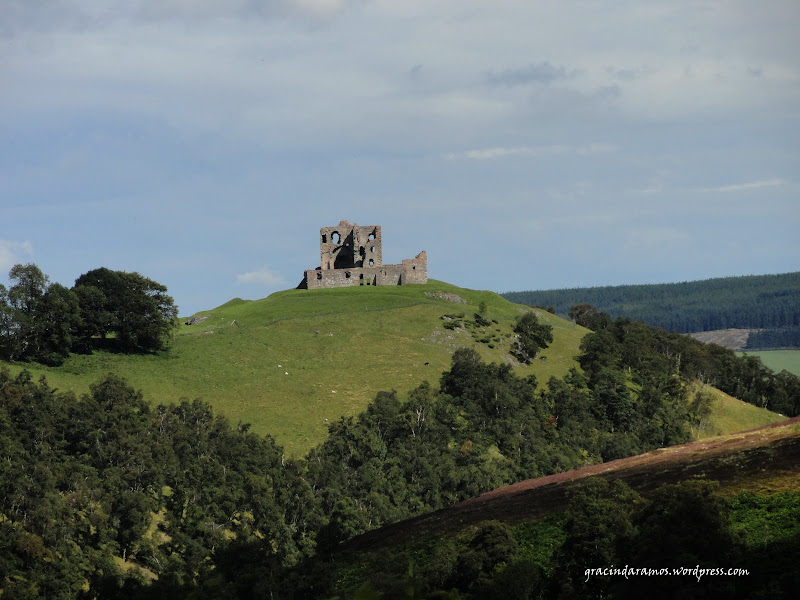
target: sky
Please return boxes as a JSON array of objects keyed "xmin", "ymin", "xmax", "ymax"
[{"xmin": 1, "ymin": 0, "xmax": 798, "ymax": 316}]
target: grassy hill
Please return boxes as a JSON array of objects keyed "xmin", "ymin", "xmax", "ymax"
[
  {"xmin": 695, "ymin": 384, "xmax": 785, "ymax": 438},
  {"xmin": 2, "ymin": 279, "xmax": 787, "ymax": 457},
  {"xmin": 1, "ymin": 280, "xmax": 588, "ymax": 456}
]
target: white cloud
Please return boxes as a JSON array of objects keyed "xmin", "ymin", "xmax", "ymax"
[
  {"xmin": 699, "ymin": 178, "xmax": 787, "ymax": 193},
  {"xmin": 0, "ymin": 240, "xmax": 33, "ymax": 274},
  {"xmin": 445, "ymin": 143, "xmax": 617, "ymax": 160},
  {"xmin": 236, "ymin": 267, "xmax": 286, "ymax": 286}
]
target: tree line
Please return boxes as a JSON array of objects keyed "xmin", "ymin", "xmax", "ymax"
[
  {"xmin": 502, "ymin": 271, "xmax": 800, "ymax": 339},
  {"xmin": 570, "ymin": 305, "xmax": 800, "ymax": 417},
  {"xmin": 747, "ymin": 327, "xmax": 800, "ymax": 350},
  {"xmin": 0, "ymin": 264, "xmax": 178, "ymax": 365}
]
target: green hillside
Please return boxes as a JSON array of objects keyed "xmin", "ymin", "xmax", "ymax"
[
  {"xmin": 1, "ymin": 280, "xmax": 587, "ymax": 456},
  {"xmin": 698, "ymin": 385, "xmax": 786, "ymax": 437}
]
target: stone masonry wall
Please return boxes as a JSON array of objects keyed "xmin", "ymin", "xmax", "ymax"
[{"xmin": 299, "ymin": 220, "xmax": 427, "ymax": 289}]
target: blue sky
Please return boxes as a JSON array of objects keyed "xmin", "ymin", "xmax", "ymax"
[{"xmin": 2, "ymin": 0, "xmax": 798, "ymax": 316}]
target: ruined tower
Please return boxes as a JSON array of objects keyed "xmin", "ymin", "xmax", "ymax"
[{"xmin": 298, "ymin": 220, "xmax": 427, "ymax": 289}]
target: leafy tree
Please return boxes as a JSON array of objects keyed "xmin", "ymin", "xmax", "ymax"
[
  {"xmin": 553, "ymin": 479, "xmax": 640, "ymax": 599},
  {"xmin": 449, "ymin": 521, "xmax": 518, "ymax": 594},
  {"xmin": 511, "ymin": 312, "xmax": 553, "ymax": 364},
  {"xmin": 32, "ymin": 283, "xmax": 81, "ymax": 365},
  {"xmin": 0, "ymin": 264, "xmax": 80, "ymax": 364},
  {"xmin": 569, "ymin": 303, "xmax": 612, "ymax": 331},
  {"xmin": 73, "ymin": 267, "xmax": 178, "ymax": 353}
]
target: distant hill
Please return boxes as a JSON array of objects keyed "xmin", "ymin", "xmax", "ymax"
[{"xmin": 502, "ymin": 272, "xmax": 800, "ymax": 341}]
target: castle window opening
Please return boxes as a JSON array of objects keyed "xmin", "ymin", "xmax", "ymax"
[
  {"xmin": 322, "ymin": 234, "xmax": 327, "ymax": 243},
  {"xmin": 317, "ymin": 272, "xmax": 322, "ymax": 280},
  {"xmin": 345, "ymin": 272, "xmax": 351, "ymax": 278},
  {"xmin": 369, "ymin": 259, "xmax": 375, "ymax": 266},
  {"xmin": 332, "ymin": 232, "xmax": 340, "ymax": 244},
  {"xmin": 370, "ymin": 246, "xmax": 376, "ymax": 253},
  {"xmin": 368, "ymin": 233, "xmax": 375, "ymax": 241}
]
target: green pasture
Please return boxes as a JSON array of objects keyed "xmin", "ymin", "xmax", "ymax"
[{"xmin": 737, "ymin": 350, "xmax": 800, "ymax": 377}]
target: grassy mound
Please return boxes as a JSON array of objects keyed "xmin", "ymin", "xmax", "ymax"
[{"xmin": 1, "ymin": 280, "xmax": 587, "ymax": 456}]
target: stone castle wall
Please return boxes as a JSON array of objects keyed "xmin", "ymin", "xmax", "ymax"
[{"xmin": 299, "ymin": 220, "xmax": 426, "ymax": 289}]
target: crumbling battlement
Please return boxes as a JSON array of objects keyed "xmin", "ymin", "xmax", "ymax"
[{"xmin": 298, "ymin": 220, "xmax": 427, "ymax": 289}]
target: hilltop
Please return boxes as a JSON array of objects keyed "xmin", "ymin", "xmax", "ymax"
[{"xmin": 1, "ymin": 280, "xmax": 587, "ymax": 456}]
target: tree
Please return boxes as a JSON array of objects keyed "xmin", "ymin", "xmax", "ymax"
[
  {"xmin": 73, "ymin": 268, "xmax": 178, "ymax": 353},
  {"xmin": 569, "ymin": 303, "xmax": 611, "ymax": 331},
  {"xmin": 0, "ymin": 264, "xmax": 80, "ymax": 364},
  {"xmin": 553, "ymin": 478, "xmax": 640, "ymax": 599},
  {"xmin": 511, "ymin": 312, "xmax": 553, "ymax": 364},
  {"xmin": 32, "ymin": 283, "xmax": 81, "ymax": 365}
]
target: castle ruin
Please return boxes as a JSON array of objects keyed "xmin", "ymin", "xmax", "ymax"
[{"xmin": 298, "ymin": 220, "xmax": 427, "ymax": 289}]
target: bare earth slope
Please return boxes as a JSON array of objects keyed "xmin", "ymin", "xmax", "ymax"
[
  {"xmin": 689, "ymin": 328, "xmax": 752, "ymax": 350},
  {"xmin": 341, "ymin": 417, "xmax": 800, "ymax": 553}
]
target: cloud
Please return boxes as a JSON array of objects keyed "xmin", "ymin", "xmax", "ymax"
[
  {"xmin": 698, "ymin": 178, "xmax": 787, "ymax": 193},
  {"xmin": 236, "ymin": 267, "xmax": 286, "ymax": 286},
  {"xmin": 486, "ymin": 62, "xmax": 576, "ymax": 86},
  {"xmin": 445, "ymin": 143, "xmax": 617, "ymax": 160},
  {"xmin": 0, "ymin": 240, "xmax": 34, "ymax": 274}
]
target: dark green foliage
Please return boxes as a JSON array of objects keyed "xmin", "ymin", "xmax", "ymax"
[
  {"xmin": 448, "ymin": 522, "xmax": 518, "ymax": 594},
  {"xmin": 0, "ymin": 264, "xmax": 81, "ymax": 365},
  {"xmin": 553, "ymin": 479, "xmax": 641, "ymax": 599},
  {"xmin": 569, "ymin": 303, "xmax": 612, "ymax": 331},
  {"xmin": 747, "ymin": 326, "xmax": 800, "ymax": 349},
  {"xmin": 473, "ymin": 312, "xmax": 491, "ymax": 327},
  {"xmin": 73, "ymin": 267, "xmax": 178, "ymax": 353},
  {"xmin": 0, "ymin": 368, "xmax": 322, "ymax": 599},
  {"xmin": 511, "ymin": 312, "xmax": 553, "ymax": 364},
  {"xmin": 503, "ymin": 271, "xmax": 800, "ymax": 335},
  {"xmin": 334, "ymin": 483, "xmax": 800, "ymax": 599},
  {"xmin": 575, "ymin": 315, "xmax": 800, "ymax": 417},
  {"xmin": 0, "ymin": 263, "xmax": 178, "ymax": 363}
]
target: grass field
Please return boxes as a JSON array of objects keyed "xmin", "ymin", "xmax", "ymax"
[
  {"xmin": 1, "ymin": 280, "xmax": 588, "ymax": 456},
  {"xmin": 695, "ymin": 385, "xmax": 785, "ymax": 438},
  {"xmin": 737, "ymin": 350, "xmax": 800, "ymax": 377}
]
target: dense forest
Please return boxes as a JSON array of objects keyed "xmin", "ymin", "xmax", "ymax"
[
  {"xmin": 2, "ymin": 304, "xmax": 799, "ymax": 598},
  {"xmin": 502, "ymin": 271, "xmax": 800, "ymax": 339},
  {"xmin": 747, "ymin": 327, "xmax": 800, "ymax": 349}
]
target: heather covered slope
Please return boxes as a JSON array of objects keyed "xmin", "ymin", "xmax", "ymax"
[{"xmin": 341, "ymin": 417, "xmax": 800, "ymax": 553}]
